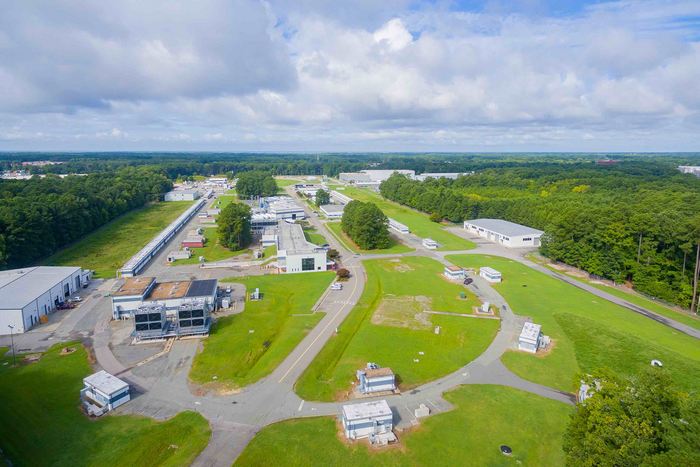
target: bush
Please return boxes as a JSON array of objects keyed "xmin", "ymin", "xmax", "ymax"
[
  {"xmin": 429, "ymin": 212, "xmax": 442, "ymax": 223},
  {"xmin": 336, "ymin": 268, "xmax": 350, "ymax": 279}
]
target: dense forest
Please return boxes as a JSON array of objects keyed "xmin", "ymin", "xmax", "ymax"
[
  {"xmin": 0, "ymin": 168, "xmax": 172, "ymax": 269},
  {"xmin": 379, "ymin": 162, "xmax": 700, "ymax": 309},
  {"xmin": 341, "ymin": 200, "xmax": 390, "ymax": 250}
]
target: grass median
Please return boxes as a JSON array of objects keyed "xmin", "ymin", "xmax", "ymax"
[
  {"xmin": 0, "ymin": 343, "xmax": 210, "ymax": 467},
  {"xmin": 446, "ymin": 254, "xmax": 700, "ymax": 392},
  {"xmin": 41, "ymin": 201, "xmax": 193, "ymax": 278},
  {"xmin": 190, "ymin": 272, "xmax": 335, "ymax": 390},
  {"xmin": 295, "ymin": 256, "xmax": 497, "ymax": 401},
  {"xmin": 236, "ymin": 384, "xmax": 572, "ymax": 466},
  {"xmin": 172, "ymin": 227, "xmax": 246, "ymax": 265}
]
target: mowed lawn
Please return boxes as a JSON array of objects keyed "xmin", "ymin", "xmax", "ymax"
[
  {"xmin": 295, "ymin": 257, "xmax": 498, "ymax": 402},
  {"xmin": 303, "ymin": 227, "xmax": 327, "ymax": 246},
  {"xmin": 236, "ymin": 384, "xmax": 572, "ymax": 466},
  {"xmin": 340, "ymin": 187, "xmax": 475, "ymax": 251},
  {"xmin": 41, "ymin": 201, "xmax": 193, "ymax": 278},
  {"xmin": 190, "ymin": 273, "xmax": 335, "ymax": 389},
  {"xmin": 0, "ymin": 343, "xmax": 210, "ymax": 467},
  {"xmin": 173, "ymin": 227, "xmax": 246, "ymax": 265},
  {"xmin": 275, "ymin": 178, "xmax": 301, "ymax": 189},
  {"xmin": 446, "ymin": 255, "xmax": 700, "ymax": 393},
  {"xmin": 325, "ymin": 221, "xmax": 414, "ymax": 255},
  {"xmin": 215, "ymin": 195, "xmax": 238, "ymax": 209}
]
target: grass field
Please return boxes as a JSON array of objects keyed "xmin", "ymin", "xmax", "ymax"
[
  {"xmin": 325, "ymin": 221, "xmax": 413, "ymax": 255},
  {"xmin": 190, "ymin": 273, "xmax": 335, "ymax": 389},
  {"xmin": 276, "ymin": 178, "xmax": 301, "ymax": 189},
  {"xmin": 528, "ymin": 255, "xmax": 700, "ymax": 332},
  {"xmin": 295, "ymin": 257, "xmax": 497, "ymax": 401},
  {"xmin": 339, "ymin": 187, "xmax": 475, "ymax": 251},
  {"xmin": 446, "ymin": 254, "xmax": 700, "ymax": 392},
  {"xmin": 0, "ymin": 343, "xmax": 210, "ymax": 467},
  {"xmin": 215, "ymin": 195, "xmax": 238, "ymax": 209},
  {"xmin": 303, "ymin": 227, "xmax": 327, "ymax": 246},
  {"xmin": 41, "ymin": 202, "xmax": 193, "ymax": 278},
  {"xmin": 172, "ymin": 227, "xmax": 246, "ymax": 265},
  {"xmin": 236, "ymin": 384, "xmax": 571, "ymax": 466}
]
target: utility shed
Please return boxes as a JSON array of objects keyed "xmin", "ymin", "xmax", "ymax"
[
  {"xmin": 342, "ymin": 400, "xmax": 393, "ymax": 440},
  {"xmin": 422, "ymin": 238, "xmax": 438, "ymax": 250},
  {"xmin": 444, "ymin": 265, "xmax": 465, "ymax": 280},
  {"xmin": 464, "ymin": 219, "xmax": 543, "ymax": 247},
  {"xmin": 0, "ymin": 266, "xmax": 86, "ymax": 334},
  {"xmin": 164, "ymin": 189, "xmax": 200, "ymax": 201},
  {"xmin": 518, "ymin": 322, "xmax": 542, "ymax": 353},
  {"xmin": 479, "ymin": 267, "xmax": 502, "ymax": 283},
  {"xmin": 357, "ymin": 367, "xmax": 396, "ymax": 394},
  {"xmin": 81, "ymin": 371, "xmax": 130, "ymax": 416},
  {"xmin": 167, "ymin": 250, "xmax": 192, "ymax": 262}
]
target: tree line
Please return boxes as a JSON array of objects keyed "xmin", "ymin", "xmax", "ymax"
[
  {"xmin": 341, "ymin": 200, "xmax": 390, "ymax": 250},
  {"xmin": 0, "ymin": 168, "xmax": 172, "ymax": 269},
  {"xmin": 379, "ymin": 162, "xmax": 700, "ymax": 309},
  {"xmin": 235, "ymin": 171, "xmax": 278, "ymax": 199}
]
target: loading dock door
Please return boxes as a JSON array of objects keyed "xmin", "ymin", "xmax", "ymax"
[
  {"xmin": 64, "ymin": 283, "xmax": 70, "ymax": 296},
  {"xmin": 75, "ymin": 276, "xmax": 81, "ymax": 290}
]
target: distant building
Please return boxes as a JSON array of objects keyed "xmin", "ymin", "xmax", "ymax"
[
  {"xmin": 413, "ymin": 172, "xmax": 473, "ymax": 181},
  {"xmin": 167, "ymin": 250, "xmax": 192, "ymax": 262},
  {"xmin": 342, "ymin": 400, "xmax": 394, "ymax": 440},
  {"xmin": 339, "ymin": 170, "xmax": 415, "ymax": 183},
  {"xmin": 444, "ymin": 265, "xmax": 465, "ymax": 280},
  {"xmin": 388, "ymin": 218, "xmax": 409, "ymax": 234},
  {"xmin": 81, "ymin": 371, "xmax": 130, "ymax": 416},
  {"xmin": 319, "ymin": 204, "xmax": 344, "ymax": 218},
  {"xmin": 422, "ymin": 238, "xmax": 438, "ymax": 250},
  {"xmin": 181, "ymin": 235, "xmax": 205, "ymax": 248},
  {"xmin": 479, "ymin": 267, "xmax": 501, "ymax": 283},
  {"xmin": 518, "ymin": 322, "xmax": 542, "ymax": 353},
  {"xmin": 330, "ymin": 190, "xmax": 352, "ymax": 205},
  {"xmin": 679, "ymin": 166, "xmax": 700, "ymax": 177},
  {"xmin": 164, "ymin": 189, "xmax": 200, "ymax": 202},
  {"xmin": 464, "ymin": 219, "xmax": 543, "ymax": 248}
]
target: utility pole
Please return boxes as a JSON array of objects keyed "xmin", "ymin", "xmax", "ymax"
[{"xmin": 7, "ymin": 325, "xmax": 15, "ymax": 366}]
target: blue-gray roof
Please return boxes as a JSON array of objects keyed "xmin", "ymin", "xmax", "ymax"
[{"xmin": 465, "ymin": 219, "xmax": 543, "ymax": 237}]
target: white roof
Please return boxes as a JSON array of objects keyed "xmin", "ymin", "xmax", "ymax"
[
  {"xmin": 422, "ymin": 238, "xmax": 437, "ymax": 244},
  {"xmin": 168, "ymin": 189, "xmax": 199, "ymax": 195},
  {"xmin": 320, "ymin": 204, "xmax": 344, "ymax": 214},
  {"xmin": 342, "ymin": 400, "xmax": 392, "ymax": 421},
  {"xmin": 480, "ymin": 267, "xmax": 501, "ymax": 276},
  {"xmin": 83, "ymin": 370, "xmax": 128, "ymax": 394},
  {"xmin": 465, "ymin": 219, "xmax": 543, "ymax": 237},
  {"xmin": 277, "ymin": 222, "xmax": 324, "ymax": 256},
  {"xmin": 520, "ymin": 322, "xmax": 542, "ymax": 343},
  {"xmin": 0, "ymin": 266, "xmax": 82, "ymax": 310}
]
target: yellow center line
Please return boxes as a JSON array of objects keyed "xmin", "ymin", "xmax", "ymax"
[{"xmin": 278, "ymin": 264, "xmax": 359, "ymax": 383}]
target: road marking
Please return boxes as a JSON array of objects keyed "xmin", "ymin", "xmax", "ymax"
[
  {"xmin": 404, "ymin": 405, "xmax": 418, "ymax": 422},
  {"xmin": 298, "ymin": 400, "xmax": 304, "ymax": 411},
  {"xmin": 333, "ymin": 300, "xmax": 356, "ymax": 305},
  {"xmin": 426, "ymin": 399, "xmax": 442, "ymax": 412},
  {"xmin": 278, "ymin": 264, "xmax": 359, "ymax": 383}
]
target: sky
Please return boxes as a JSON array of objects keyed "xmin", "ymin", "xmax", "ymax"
[{"xmin": 1, "ymin": 0, "xmax": 700, "ymax": 152}]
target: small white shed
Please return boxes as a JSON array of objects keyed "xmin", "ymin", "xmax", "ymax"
[
  {"xmin": 444, "ymin": 265, "xmax": 465, "ymax": 280},
  {"xmin": 342, "ymin": 400, "xmax": 393, "ymax": 440},
  {"xmin": 81, "ymin": 371, "xmax": 130, "ymax": 416},
  {"xmin": 518, "ymin": 322, "xmax": 542, "ymax": 353},
  {"xmin": 479, "ymin": 267, "xmax": 502, "ymax": 283},
  {"xmin": 422, "ymin": 238, "xmax": 438, "ymax": 250},
  {"xmin": 357, "ymin": 366, "xmax": 396, "ymax": 394}
]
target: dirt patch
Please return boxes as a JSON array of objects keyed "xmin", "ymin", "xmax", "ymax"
[
  {"xmin": 372, "ymin": 296, "xmax": 433, "ymax": 330},
  {"xmin": 187, "ymin": 379, "xmax": 243, "ymax": 397},
  {"xmin": 60, "ymin": 347, "xmax": 77, "ymax": 355},
  {"xmin": 18, "ymin": 353, "xmax": 43, "ymax": 365},
  {"xmin": 379, "ymin": 260, "xmax": 414, "ymax": 273}
]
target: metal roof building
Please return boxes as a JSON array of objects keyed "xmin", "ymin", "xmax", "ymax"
[
  {"xmin": 342, "ymin": 400, "xmax": 394, "ymax": 440},
  {"xmin": 464, "ymin": 218, "xmax": 544, "ymax": 247},
  {"xmin": 164, "ymin": 189, "xmax": 200, "ymax": 201},
  {"xmin": 518, "ymin": 322, "xmax": 542, "ymax": 353},
  {"xmin": 0, "ymin": 266, "xmax": 87, "ymax": 335},
  {"xmin": 275, "ymin": 222, "xmax": 329, "ymax": 274},
  {"xmin": 319, "ymin": 204, "xmax": 344, "ymax": 218}
]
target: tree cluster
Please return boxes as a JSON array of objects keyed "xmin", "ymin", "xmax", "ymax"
[
  {"xmin": 235, "ymin": 171, "xmax": 278, "ymax": 199},
  {"xmin": 217, "ymin": 202, "xmax": 252, "ymax": 251},
  {"xmin": 564, "ymin": 367, "xmax": 700, "ymax": 466},
  {"xmin": 341, "ymin": 200, "xmax": 390, "ymax": 250},
  {"xmin": 0, "ymin": 168, "xmax": 172, "ymax": 269},
  {"xmin": 380, "ymin": 163, "xmax": 700, "ymax": 309}
]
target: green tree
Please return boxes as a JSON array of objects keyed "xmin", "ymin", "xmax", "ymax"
[
  {"xmin": 217, "ymin": 202, "xmax": 252, "ymax": 251},
  {"xmin": 315, "ymin": 189, "xmax": 330, "ymax": 206},
  {"xmin": 429, "ymin": 212, "xmax": 441, "ymax": 223}
]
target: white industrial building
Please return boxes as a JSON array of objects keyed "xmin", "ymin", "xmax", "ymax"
[
  {"xmin": 164, "ymin": 189, "xmax": 200, "ymax": 201},
  {"xmin": 464, "ymin": 219, "xmax": 544, "ymax": 248},
  {"xmin": 111, "ymin": 278, "xmax": 218, "ymax": 319},
  {"xmin": 422, "ymin": 238, "xmax": 438, "ymax": 250},
  {"xmin": 356, "ymin": 365, "xmax": 396, "ymax": 394},
  {"xmin": 414, "ymin": 172, "xmax": 470, "ymax": 182},
  {"xmin": 274, "ymin": 222, "xmax": 329, "ymax": 274},
  {"xmin": 319, "ymin": 204, "xmax": 344, "ymax": 218},
  {"xmin": 330, "ymin": 190, "xmax": 352, "ymax": 205},
  {"xmin": 444, "ymin": 265, "xmax": 465, "ymax": 280},
  {"xmin": 479, "ymin": 267, "xmax": 502, "ymax": 283},
  {"xmin": 339, "ymin": 170, "xmax": 415, "ymax": 183},
  {"xmin": 81, "ymin": 370, "xmax": 130, "ymax": 416},
  {"xmin": 0, "ymin": 266, "xmax": 90, "ymax": 335},
  {"xmin": 118, "ymin": 198, "xmax": 205, "ymax": 277},
  {"xmin": 518, "ymin": 322, "xmax": 542, "ymax": 353},
  {"xmin": 268, "ymin": 199, "xmax": 305, "ymax": 221},
  {"xmin": 342, "ymin": 400, "xmax": 394, "ymax": 440},
  {"xmin": 388, "ymin": 217, "xmax": 409, "ymax": 234}
]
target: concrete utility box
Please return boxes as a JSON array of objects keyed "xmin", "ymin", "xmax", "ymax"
[
  {"xmin": 415, "ymin": 404, "xmax": 430, "ymax": 419},
  {"xmin": 518, "ymin": 322, "xmax": 542, "ymax": 353},
  {"xmin": 434, "ymin": 326, "xmax": 441, "ymax": 335},
  {"xmin": 481, "ymin": 302, "xmax": 490, "ymax": 313}
]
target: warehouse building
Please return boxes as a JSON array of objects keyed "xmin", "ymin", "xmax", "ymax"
[
  {"xmin": 339, "ymin": 170, "xmax": 415, "ymax": 183},
  {"xmin": 330, "ymin": 190, "xmax": 352, "ymax": 205},
  {"xmin": 320, "ymin": 204, "xmax": 344, "ymax": 218},
  {"xmin": 464, "ymin": 219, "xmax": 544, "ymax": 247},
  {"xmin": 164, "ymin": 189, "xmax": 200, "ymax": 201},
  {"xmin": 275, "ymin": 222, "xmax": 329, "ymax": 274},
  {"xmin": 118, "ymin": 198, "xmax": 206, "ymax": 277},
  {"xmin": 342, "ymin": 400, "xmax": 394, "ymax": 440},
  {"xmin": 0, "ymin": 266, "xmax": 90, "ymax": 335},
  {"xmin": 81, "ymin": 371, "xmax": 130, "ymax": 416},
  {"xmin": 112, "ymin": 278, "xmax": 218, "ymax": 319},
  {"xmin": 388, "ymin": 218, "xmax": 409, "ymax": 234}
]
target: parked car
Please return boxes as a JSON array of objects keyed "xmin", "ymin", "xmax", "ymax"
[
  {"xmin": 56, "ymin": 304, "xmax": 76, "ymax": 310},
  {"xmin": 463, "ymin": 278, "xmax": 473, "ymax": 285},
  {"xmin": 330, "ymin": 283, "xmax": 343, "ymax": 291},
  {"xmin": 225, "ymin": 286, "xmax": 232, "ymax": 294}
]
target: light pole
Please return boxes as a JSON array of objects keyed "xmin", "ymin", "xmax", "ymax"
[{"xmin": 7, "ymin": 325, "xmax": 15, "ymax": 366}]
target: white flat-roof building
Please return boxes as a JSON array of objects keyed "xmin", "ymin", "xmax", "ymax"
[
  {"xmin": 338, "ymin": 170, "xmax": 415, "ymax": 184},
  {"xmin": 518, "ymin": 322, "xmax": 542, "ymax": 353},
  {"xmin": 268, "ymin": 199, "xmax": 305, "ymax": 221},
  {"xmin": 165, "ymin": 189, "xmax": 200, "ymax": 202},
  {"xmin": 342, "ymin": 400, "xmax": 394, "ymax": 440},
  {"xmin": 81, "ymin": 371, "xmax": 130, "ymax": 416},
  {"xmin": 319, "ymin": 204, "xmax": 344, "ymax": 218},
  {"xmin": 0, "ymin": 266, "xmax": 89, "ymax": 335},
  {"xmin": 111, "ymin": 278, "xmax": 218, "ymax": 319},
  {"xmin": 357, "ymin": 366, "xmax": 396, "ymax": 394},
  {"xmin": 388, "ymin": 217, "xmax": 409, "ymax": 234},
  {"xmin": 275, "ymin": 222, "xmax": 329, "ymax": 274},
  {"xmin": 464, "ymin": 219, "xmax": 543, "ymax": 248},
  {"xmin": 479, "ymin": 267, "xmax": 501, "ymax": 283},
  {"xmin": 167, "ymin": 250, "xmax": 192, "ymax": 262},
  {"xmin": 444, "ymin": 265, "xmax": 465, "ymax": 280},
  {"xmin": 422, "ymin": 238, "xmax": 438, "ymax": 250},
  {"xmin": 330, "ymin": 190, "xmax": 352, "ymax": 205},
  {"xmin": 414, "ymin": 172, "xmax": 472, "ymax": 182}
]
